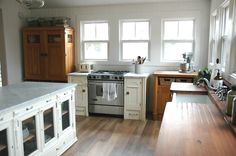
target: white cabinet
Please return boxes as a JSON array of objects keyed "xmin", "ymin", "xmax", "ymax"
[
  {"xmin": 68, "ymin": 74, "xmax": 88, "ymax": 116},
  {"xmin": 124, "ymin": 74, "xmax": 148, "ymax": 120},
  {"xmin": 12, "ymin": 88, "xmax": 76, "ymax": 156},
  {"xmin": 0, "ymin": 113, "xmax": 14, "ymax": 156}
]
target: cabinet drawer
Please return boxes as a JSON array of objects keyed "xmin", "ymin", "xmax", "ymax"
[
  {"xmin": 175, "ymin": 78, "xmax": 193, "ymax": 83},
  {"xmin": 69, "ymin": 76, "xmax": 87, "ymax": 85},
  {"xmin": 159, "ymin": 77, "xmax": 175, "ymax": 85},
  {"xmin": 126, "ymin": 110, "xmax": 140, "ymax": 120},
  {"xmin": 0, "ymin": 112, "xmax": 13, "ymax": 124},
  {"xmin": 76, "ymin": 107, "xmax": 87, "ymax": 116}
]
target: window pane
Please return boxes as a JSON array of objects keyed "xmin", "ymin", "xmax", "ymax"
[
  {"xmin": 122, "ymin": 22, "xmax": 135, "ymax": 40},
  {"xmin": 122, "ymin": 42, "xmax": 148, "ymax": 60},
  {"xmin": 224, "ymin": 7, "xmax": 230, "ymax": 35},
  {"xmin": 96, "ymin": 23, "xmax": 108, "ymax": 40},
  {"xmin": 136, "ymin": 22, "xmax": 149, "ymax": 40},
  {"xmin": 84, "ymin": 42, "xmax": 108, "ymax": 60},
  {"xmin": 164, "ymin": 21, "xmax": 178, "ymax": 40},
  {"xmin": 84, "ymin": 24, "xmax": 96, "ymax": 40},
  {"xmin": 179, "ymin": 20, "xmax": 194, "ymax": 39},
  {"xmin": 163, "ymin": 42, "xmax": 193, "ymax": 61}
]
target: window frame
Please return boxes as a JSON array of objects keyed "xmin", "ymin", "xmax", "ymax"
[
  {"xmin": 80, "ymin": 21, "xmax": 109, "ymax": 61},
  {"xmin": 119, "ymin": 19, "xmax": 150, "ymax": 61},
  {"xmin": 161, "ymin": 18, "xmax": 196, "ymax": 63}
]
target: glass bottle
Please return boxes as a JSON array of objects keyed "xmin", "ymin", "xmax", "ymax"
[{"xmin": 226, "ymin": 85, "xmax": 236, "ymax": 116}]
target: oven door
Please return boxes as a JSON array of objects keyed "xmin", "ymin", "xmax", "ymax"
[{"xmin": 88, "ymin": 80, "xmax": 124, "ymax": 106}]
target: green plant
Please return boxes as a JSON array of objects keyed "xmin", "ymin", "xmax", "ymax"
[{"xmin": 193, "ymin": 67, "xmax": 212, "ymax": 84}]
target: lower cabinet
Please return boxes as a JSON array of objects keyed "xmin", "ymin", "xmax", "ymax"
[
  {"xmin": 2, "ymin": 88, "xmax": 77, "ymax": 156},
  {"xmin": 124, "ymin": 76, "xmax": 148, "ymax": 121},
  {"xmin": 0, "ymin": 113, "xmax": 14, "ymax": 156}
]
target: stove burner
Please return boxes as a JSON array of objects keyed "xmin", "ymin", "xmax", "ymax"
[{"xmin": 88, "ymin": 70, "xmax": 129, "ymax": 81}]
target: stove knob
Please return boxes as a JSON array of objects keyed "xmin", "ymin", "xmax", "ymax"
[
  {"xmin": 119, "ymin": 77, "xmax": 123, "ymax": 80},
  {"xmin": 88, "ymin": 76, "xmax": 91, "ymax": 79},
  {"xmin": 115, "ymin": 77, "xmax": 118, "ymax": 80},
  {"xmin": 93, "ymin": 76, "xmax": 96, "ymax": 79}
]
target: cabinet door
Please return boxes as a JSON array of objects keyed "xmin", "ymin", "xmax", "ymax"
[
  {"xmin": 46, "ymin": 30, "xmax": 66, "ymax": 81},
  {"xmin": 76, "ymin": 85, "xmax": 88, "ymax": 116},
  {"xmin": 157, "ymin": 85, "xmax": 171, "ymax": 119},
  {"xmin": 40, "ymin": 100, "xmax": 58, "ymax": 151},
  {"xmin": 23, "ymin": 31, "xmax": 44, "ymax": 80},
  {"xmin": 125, "ymin": 78, "xmax": 142, "ymax": 110},
  {"xmin": 0, "ymin": 119, "xmax": 14, "ymax": 156},
  {"xmin": 16, "ymin": 110, "xmax": 41, "ymax": 156}
]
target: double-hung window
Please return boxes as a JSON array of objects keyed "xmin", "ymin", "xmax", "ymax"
[
  {"xmin": 162, "ymin": 19, "xmax": 195, "ymax": 62},
  {"xmin": 120, "ymin": 20, "xmax": 150, "ymax": 60},
  {"xmin": 220, "ymin": 3, "xmax": 230, "ymax": 71},
  {"xmin": 81, "ymin": 21, "xmax": 109, "ymax": 60}
]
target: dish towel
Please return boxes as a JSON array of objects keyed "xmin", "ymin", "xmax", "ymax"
[{"xmin": 102, "ymin": 83, "xmax": 117, "ymax": 101}]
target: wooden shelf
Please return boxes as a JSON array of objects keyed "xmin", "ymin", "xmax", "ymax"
[
  {"xmin": 62, "ymin": 110, "xmax": 69, "ymax": 116},
  {"xmin": 23, "ymin": 134, "xmax": 35, "ymax": 143},
  {"xmin": 44, "ymin": 123, "xmax": 53, "ymax": 131},
  {"xmin": 0, "ymin": 144, "xmax": 7, "ymax": 151}
]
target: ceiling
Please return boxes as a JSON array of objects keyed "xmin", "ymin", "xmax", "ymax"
[{"xmin": 43, "ymin": 0, "xmax": 199, "ymax": 8}]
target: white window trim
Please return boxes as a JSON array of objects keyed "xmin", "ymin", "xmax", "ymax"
[
  {"xmin": 119, "ymin": 19, "xmax": 150, "ymax": 62},
  {"xmin": 161, "ymin": 18, "xmax": 196, "ymax": 63},
  {"xmin": 80, "ymin": 21, "xmax": 109, "ymax": 61}
]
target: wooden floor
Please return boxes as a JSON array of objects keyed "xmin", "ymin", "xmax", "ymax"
[{"xmin": 62, "ymin": 116, "xmax": 161, "ymax": 156}]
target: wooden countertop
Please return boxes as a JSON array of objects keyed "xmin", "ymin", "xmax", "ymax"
[
  {"xmin": 170, "ymin": 82, "xmax": 207, "ymax": 94},
  {"xmin": 155, "ymin": 102, "xmax": 236, "ymax": 156},
  {"xmin": 153, "ymin": 70, "xmax": 197, "ymax": 77}
]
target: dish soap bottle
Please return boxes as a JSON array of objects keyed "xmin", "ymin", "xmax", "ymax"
[
  {"xmin": 226, "ymin": 85, "xmax": 236, "ymax": 116},
  {"xmin": 213, "ymin": 69, "xmax": 223, "ymax": 89}
]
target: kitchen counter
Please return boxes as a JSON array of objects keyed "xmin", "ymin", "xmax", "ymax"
[
  {"xmin": 170, "ymin": 82, "xmax": 207, "ymax": 94},
  {"xmin": 155, "ymin": 101, "xmax": 236, "ymax": 156},
  {"xmin": 68, "ymin": 72, "xmax": 90, "ymax": 76},
  {"xmin": 124, "ymin": 73, "xmax": 149, "ymax": 78},
  {"xmin": 0, "ymin": 81, "xmax": 76, "ymax": 114},
  {"xmin": 153, "ymin": 70, "xmax": 197, "ymax": 77}
]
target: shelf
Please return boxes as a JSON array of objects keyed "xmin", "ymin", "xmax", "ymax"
[
  {"xmin": 0, "ymin": 144, "xmax": 7, "ymax": 151},
  {"xmin": 62, "ymin": 110, "xmax": 69, "ymax": 116},
  {"xmin": 23, "ymin": 117, "xmax": 34, "ymax": 125},
  {"xmin": 44, "ymin": 123, "xmax": 53, "ymax": 131},
  {"xmin": 23, "ymin": 134, "xmax": 35, "ymax": 143}
]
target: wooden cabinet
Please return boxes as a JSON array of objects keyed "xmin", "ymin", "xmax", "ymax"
[
  {"xmin": 153, "ymin": 71, "xmax": 197, "ymax": 120},
  {"xmin": 68, "ymin": 74, "xmax": 89, "ymax": 116},
  {"xmin": 124, "ymin": 74, "xmax": 148, "ymax": 121},
  {"xmin": 23, "ymin": 27, "xmax": 75, "ymax": 82}
]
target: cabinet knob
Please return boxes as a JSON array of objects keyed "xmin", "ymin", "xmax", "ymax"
[
  {"xmin": 126, "ymin": 92, "xmax": 129, "ymax": 95},
  {"xmin": 82, "ymin": 89, "xmax": 86, "ymax": 92}
]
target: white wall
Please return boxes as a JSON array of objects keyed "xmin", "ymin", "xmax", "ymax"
[
  {"xmin": 0, "ymin": 0, "xmax": 30, "ymax": 85},
  {"xmin": 31, "ymin": 0, "xmax": 210, "ymax": 73},
  {"xmin": 211, "ymin": 0, "xmax": 225, "ymax": 12}
]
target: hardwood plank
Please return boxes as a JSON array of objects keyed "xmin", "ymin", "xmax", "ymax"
[{"xmin": 62, "ymin": 116, "xmax": 161, "ymax": 156}]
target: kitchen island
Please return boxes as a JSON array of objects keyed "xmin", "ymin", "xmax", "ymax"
[
  {"xmin": 155, "ymin": 83, "xmax": 236, "ymax": 156},
  {"xmin": 0, "ymin": 82, "xmax": 77, "ymax": 156}
]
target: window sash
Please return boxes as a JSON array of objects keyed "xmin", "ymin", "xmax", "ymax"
[
  {"xmin": 82, "ymin": 41, "xmax": 109, "ymax": 60},
  {"xmin": 121, "ymin": 41, "xmax": 150, "ymax": 60}
]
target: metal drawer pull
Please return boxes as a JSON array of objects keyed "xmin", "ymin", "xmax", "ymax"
[
  {"xmin": 82, "ymin": 89, "xmax": 86, "ymax": 92},
  {"xmin": 92, "ymin": 99, "xmax": 98, "ymax": 101},
  {"xmin": 126, "ymin": 92, "xmax": 130, "ymax": 95},
  {"xmin": 26, "ymin": 106, "xmax": 34, "ymax": 111},
  {"xmin": 46, "ymin": 99, "xmax": 52, "ymax": 103}
]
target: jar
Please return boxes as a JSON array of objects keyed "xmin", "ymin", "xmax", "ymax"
[
  {"xmin": 226, "ymin": 85, "xmax": 236, "ymax": 116},
  {"xmin": 231, "ymin": 97, "xmax": 236, "ymax": 125}
]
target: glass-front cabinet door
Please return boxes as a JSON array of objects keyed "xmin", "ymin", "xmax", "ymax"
[
  {"xmin": 16, "ymin": 109, "xmax": 40, "ymax": 156},
  {"xmin": 0, "ymin": 120, "xmax": 14, "ymax": 156},
  {"xmin": 40, "ymin": 100, "xmax": 57, "ymax": 150},
  {"xmin": 58, "ymin": 91, "xmax": 74, "ymax": 135}
]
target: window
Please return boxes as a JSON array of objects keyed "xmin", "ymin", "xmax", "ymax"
[
  {"xmin": 120, "ymin": 20, "xmax": 150, "ymax": 60},
  {"xmin": 81, "ymin": 21, "xmax": 109, "ymax": 60},
  {"xmin": 162, "ymin": 19, "xmax": 195, "ymax": 62},
  {"xmin": 220, "ymin": 4, "xmax": 230, "ymax": 71}
]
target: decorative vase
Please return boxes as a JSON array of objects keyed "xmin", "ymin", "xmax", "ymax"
[{"xmin": 135, "ymin": 64, "xmax": 142, "ymax": 74}]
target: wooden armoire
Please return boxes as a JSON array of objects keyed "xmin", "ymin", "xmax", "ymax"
[{"xmin": 23, "ymin": 27, "xmax": 75, "ymax": 82}]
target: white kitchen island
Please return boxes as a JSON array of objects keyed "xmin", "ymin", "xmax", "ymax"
[{"xmin": 0, "ymin": 82, "xmax": 77, "ymax": 156}]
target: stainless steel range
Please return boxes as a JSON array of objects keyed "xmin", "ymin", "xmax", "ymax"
[{"xmin": 88, "ymin": 70, "xmax": 129, "ymax": 115}]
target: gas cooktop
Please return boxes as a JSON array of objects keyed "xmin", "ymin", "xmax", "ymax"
[{"xmin": 88, "ymin": 70, "xmax": 129, "ymax": 81}]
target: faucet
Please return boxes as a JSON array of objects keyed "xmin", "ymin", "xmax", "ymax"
[{"xmin": 196, "ymin": 77, "xmax": 217, "ymax": 90}]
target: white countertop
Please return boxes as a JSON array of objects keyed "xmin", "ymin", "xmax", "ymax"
[
  {"xmin": 124, "ymin": 73, "xmax": 149, "ymax": 78},
  {"xmin": 0, "ymin": 82, "xmax": 76, "ymax": 114},
  {"xmin": 68, "ymin": 72, "xmax": 90, "ymax": 76}
]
